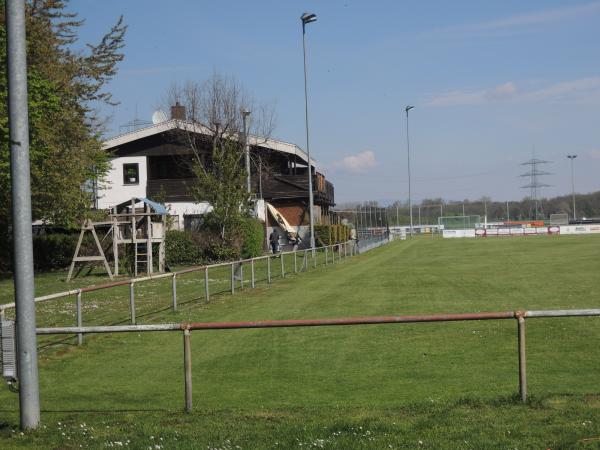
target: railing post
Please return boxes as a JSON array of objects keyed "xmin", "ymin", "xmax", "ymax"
[
  {"xmin": 231, "ymin": 263, "xmax": 235, "ymax": 294},
  {"xmin": 313, "ymin": 248, "xmax": 317, "ymax": 268},
  {"xmin": 129, "ymin": 282, "xmax": 136, "ymax": 325},
  {"xmin": 240, "ymin": 263, "xmax": 244, "ymax": 290},
  {"xmin": 325, "ymin": 246, "xmax": 328, "ymax": 265},
  {"xmin": 76, "ymin": 290, "xmax": 83, "ymax": 346},
  {"xmin": 204, "ymin": 267, "xmax": 210, "ymax": 302},
  {"xmin": 294, "ymin": 251, "xmax": 297, "ymax": 274},
  {"xmin": 183, "ymin": 328, "xmax": 192, "ymax": 413},
  {"xmin": 280, "ymin": 253, "xmax": 285, "ymax": 278},
  {"xmin": 267, "ymin": 256, "xmax": 271, "ymax": 283},
  {"xmin": 517, "ymin": 314, "xmax": 527, "ymax": 403},
  {"xmin": 344, "ymin": 242, "xmax": 347, "ymax": 258},
  {"xmin": 251, "ymin": 259, "xmax": 255, "ymax": 288},
  {"xmin": 172, "ymin": 273, "xmax": 177, "ymax": 311},
  {"xmin": 304, "ymin": 249, "xmax": 308, "ymax": 272}
]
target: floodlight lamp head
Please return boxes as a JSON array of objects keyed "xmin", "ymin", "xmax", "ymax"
[
  {"xmin": 301, "ymin": 13, "xmax": 317, "ymax": 25},
  {"xmin": 567, "ymin": 154, "xmax": 577, "ymax": 159},
  {"xmin": 405, "ymin": 105, "xmax": 414, "ymax": 113},
  {"xmin": 241, "ymin": 108, "xmax": 251, "ymax": 117}
]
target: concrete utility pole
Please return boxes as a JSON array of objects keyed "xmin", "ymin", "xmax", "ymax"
[
  {"xmin": 405, "ymin": 106, "xmax": 414, "ymax": 238},
  {"xmin": 567, "ymin": 155, "xmax": 577, "ymax": 221},
  {"xmin": 6, "ymin": 0, "xmax": 41, "ymax": 429},
  {"xmin": 301, "ymin": 12, "xmax": 317, "ymax": 249}
]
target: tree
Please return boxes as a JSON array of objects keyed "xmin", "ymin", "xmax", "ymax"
[
  {"xmin": 0, "ymin": 0, "xmax": 126, "ymax": 236},
  {"xmin": 162, "ymin": 73, "xmax": 276, "ymax": 248}
]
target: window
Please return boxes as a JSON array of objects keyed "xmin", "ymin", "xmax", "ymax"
[
  {"xmin": 183, "ymin": 214, "xmax": 204, "ymax": 232},
  {"xmin": 123, "ymin": 163, "xmax": 139, "ymax": 185}
]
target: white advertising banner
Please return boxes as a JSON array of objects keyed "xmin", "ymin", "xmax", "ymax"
[
  {"xmin": 560, "ymin": 225, "xmax": 600, "ymax": 235},
  {"xmin": 444, "ymin": 224, "xmax": 600, "ymax": 238},
  {"xmin": 443, "ymin": 229, "xmax": 476, "ymax": 238}
]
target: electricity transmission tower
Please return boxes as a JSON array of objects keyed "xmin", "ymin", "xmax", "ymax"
[{"xmin": 520, "ymin": 157, "xmax": 552, "ymax": 220}]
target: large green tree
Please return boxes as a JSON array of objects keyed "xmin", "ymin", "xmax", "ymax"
[{"xmin": 0, "ymin": 0, "xmax": 126, "ymax": 233}]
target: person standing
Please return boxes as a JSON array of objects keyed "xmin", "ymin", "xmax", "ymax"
[{"xmin": 269, "ymin": 229, "xmax": 280, "ymax": 254}]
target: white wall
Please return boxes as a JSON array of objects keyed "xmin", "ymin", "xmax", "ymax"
[
  {"xmin": 98, "ymin": 156, "xmax": 147, "ymax": 209},
  {"xmin": 166, "ymin": 202, "xmax": 212, "ymax": 229}
]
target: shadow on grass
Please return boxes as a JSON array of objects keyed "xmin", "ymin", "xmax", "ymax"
[{"xmin": 35, "ymin": 294, "xmax": 207, "ymax": 351}]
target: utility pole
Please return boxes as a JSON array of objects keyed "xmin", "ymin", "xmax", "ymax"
[
  {"xmin": 6, "ymin": 0, "xmax": 41, "ymax": 429},
  {"xmin": 242, "ymin": 109, "xmax": 251, "ymax": 194},
  {"xmin": 567, "ymin": 155, "xmax": 577, "ymax": 221}
]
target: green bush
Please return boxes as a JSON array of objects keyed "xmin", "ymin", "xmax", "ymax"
[
  {"xmin": 240, "ymin": 218, "xmax": 265, "ymax": 259},
  {"xmin": 329, "ymin": 225, "xmax": 336, "ymax": 243},
  {"xmin": 165, "ymin": 230, "xmax": 203, "ymax": 266},
  {"xmin": 314, "ymin": 225, "xmax": 332, "ymax": 246},
  {"xmin": 32, "ymin": 234, "xmax": 79, "ymax": 270},
  {"xmin": 205, "ymin": 242, "xmax": 239, "ymax": 262}
]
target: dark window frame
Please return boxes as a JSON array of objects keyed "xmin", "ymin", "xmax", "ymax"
[{"xmin": 123, "ymin": 163, "xmax": 140, "ymax": 185}]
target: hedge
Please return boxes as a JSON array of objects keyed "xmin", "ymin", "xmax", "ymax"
[
  {"xmin": 314, "ymin": 225, "xmax": 332, "ymax": 246},
  {"xmin": 32, "ymin": 234, "xmax": 79, "ymax": 271},
  {"xmin": 314, "ymin": 224, "xmax": 351, "ymax": 247},
  {"xmin": 240, "ymin": 218, "xmax": 265, "ymax": 259},
  {"xmin": 165, "ymin": 230, "xmax": 203, "ymax": 266}
]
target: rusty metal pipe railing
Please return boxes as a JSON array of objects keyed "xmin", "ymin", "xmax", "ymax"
[
  {"xmin": 27, "ymin": 308, "xmax": 600, "ymax": 412},
  {"xmin": 182, "ymin": 311, "xmax": 515, "ymax": 330}
]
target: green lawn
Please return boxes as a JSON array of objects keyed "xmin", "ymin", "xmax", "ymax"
[{"xmin": 1, "ymin": 236, "xmax": 600, "ymax": 449}]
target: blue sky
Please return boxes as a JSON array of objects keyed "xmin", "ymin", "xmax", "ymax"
[{"xmin": 72, "ymin": 0, "xmax": 600, "ymax": 204}]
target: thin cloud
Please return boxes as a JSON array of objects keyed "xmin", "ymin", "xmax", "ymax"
[
  {"xmin": 330, "ymin": 150, "xmax": 377, "ymax": 174},
  {"xmin": 429, "ymin": 2, "xmax": 600, "ymax": 38},
  {"xmin": 588, "ymin": 149, "xmax": 600, "ymax": 160},
  {"xmin": 424, "ymin": 77, "xmax": 600, "ymax": 107}
]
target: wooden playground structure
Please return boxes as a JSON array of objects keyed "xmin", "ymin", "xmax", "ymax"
[{"xmin": 67, "ymin": 198, "xmax": 167, "ymax": 281}]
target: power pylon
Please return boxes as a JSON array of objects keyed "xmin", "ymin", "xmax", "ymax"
[{"xmin": 520, "ymin": 157, "xmax": 552, "ymax": 220}]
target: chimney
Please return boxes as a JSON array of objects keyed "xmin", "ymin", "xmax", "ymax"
[{"xmin": 170, "ymin": 102, "xmax": 186, "ymax": 120}]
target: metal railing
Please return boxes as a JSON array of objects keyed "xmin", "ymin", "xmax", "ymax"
[
  {"xmin": 27, "ymin": 308, "xmax": 600, "ymax": 412},
  {"xmin": 0, "ymin": 241, "xmax": 380, "ymax": 339},
  {"xmin": 357, "ymin": 232, "xmax": 391, "ymax": 253}
]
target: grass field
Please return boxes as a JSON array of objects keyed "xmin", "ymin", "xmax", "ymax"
[{"xmin": 1, "ymin": 235, "xmax": 600, "ymax": 449}]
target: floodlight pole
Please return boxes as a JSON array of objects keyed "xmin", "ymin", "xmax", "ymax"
[
  {"xmin": 242, "ymin": 109, "xmax": 251, "ymax": 194},
  {"xmin": 6, "ymin": 0, "xmax": 41, "ymax": 429},
  {"xmin": 302, "ymin": 12, "xmax": 317, "ymax": 250},
  {"xmin": 567, "ymin": 155, "xmax": 577, "ymax": 221},
  {"xmin": 405, "ymin": 106, "xmax": 414, "ymax": 238}
]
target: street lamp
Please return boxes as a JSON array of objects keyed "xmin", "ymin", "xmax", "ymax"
[
  {"xmin": 241, "ymin": 109, "xmax": 251, "ymax": 194},
  {"xmin": 405, "ymin": 105, "xmax": 414, "ymax": 238},
  {"xmin": 301, "ymin": 12, "xmax": 317, "ymax": 249},
  {"xmin": 567, "ymin": 154, "xmax": 577, "ymax": 221}
]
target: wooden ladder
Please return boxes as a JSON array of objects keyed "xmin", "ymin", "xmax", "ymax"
[{"xmin": 134, "ymin": 242, "xmax": 148, "ymax": 277}]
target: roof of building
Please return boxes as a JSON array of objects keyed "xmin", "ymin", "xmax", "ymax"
[
  {"xmin": 102, "ymin": 119, "xmax": 316, "ymax": 167},
  {"xmin": 113, "ymin": 197, "xmax": 168, "ymax": 215}
]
